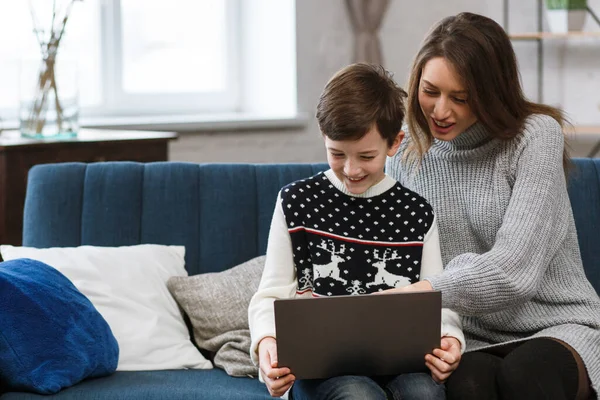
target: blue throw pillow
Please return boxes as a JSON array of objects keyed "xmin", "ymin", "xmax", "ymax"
[{"xmin": 0, "ymin": 258, "xmax": 119, "ymax": 394}]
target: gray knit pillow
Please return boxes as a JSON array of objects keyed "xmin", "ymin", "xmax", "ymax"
[{"xmin": 167, "ymin": 256, "xmax": 265, "ymax": 377}]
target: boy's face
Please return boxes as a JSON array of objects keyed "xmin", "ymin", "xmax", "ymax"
[{"xmin": 324, "ymin": 126, "xmax": 403, "ymax": 195}]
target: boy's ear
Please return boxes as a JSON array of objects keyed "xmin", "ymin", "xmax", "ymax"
[{"xmin": 387, "ymin": 130, "xmax": 405, "ymax": 157}]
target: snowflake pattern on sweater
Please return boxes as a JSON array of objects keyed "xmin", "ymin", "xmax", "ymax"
[{"xmin": 280, "ymin": 172, "xmax": 435, "ymax": 296}]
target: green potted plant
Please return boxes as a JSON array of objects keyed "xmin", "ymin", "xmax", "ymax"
[{"xmin": 546, "ymin": 0, "xmax": 588, "ymax": 32}]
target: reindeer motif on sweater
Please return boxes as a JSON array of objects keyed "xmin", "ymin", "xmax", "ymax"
[{"xmin": 280, "ymin": 171, "xmax": 435, "ymax": 296}]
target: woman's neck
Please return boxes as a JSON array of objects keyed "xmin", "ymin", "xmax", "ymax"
[{"xmin": 433, "ymin": 121, "xmax": 492, "ymax": 151}]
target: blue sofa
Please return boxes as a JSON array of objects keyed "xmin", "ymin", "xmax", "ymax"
[{"xmin": 2, "ymin": 159, "xmax": 599, "ymax": 399}]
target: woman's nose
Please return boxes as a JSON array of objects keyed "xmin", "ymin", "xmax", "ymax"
[{"xmin": 433, "ymin": 97, "xmax": 452, "ymax": 120}]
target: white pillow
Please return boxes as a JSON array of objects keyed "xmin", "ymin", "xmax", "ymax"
[{"xmin": 0, "ymin": 244, "xmax": 212, "ymax": 371}]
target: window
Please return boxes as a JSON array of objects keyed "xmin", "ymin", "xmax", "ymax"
[
  {"xmin": 0, "ymin": 0, "xmax": 296, "ymax": 127},
  {"xmin": 103, "ymin": 0, "xmax": 239, "ymax": 116}
]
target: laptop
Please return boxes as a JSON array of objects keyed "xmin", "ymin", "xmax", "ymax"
[{"xmin": 274, "ymin": 291, "xmax": 441, "ymax": 380}]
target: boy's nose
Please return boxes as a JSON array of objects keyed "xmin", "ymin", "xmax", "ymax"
[{"xmin": 344, "ymin": 160, "xmax": 361, "ymax": 177}]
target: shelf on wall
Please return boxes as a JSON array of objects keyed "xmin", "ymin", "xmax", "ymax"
[
  {"xmin": 504, "ymin": 0, "xmax": 600, "ymax": 101},
  {"xmin": 565, "ymin": 125, "xmax": 600, "ymax": 135},
  {"xmin": 510, "ymin": 31, "xmax": 600, "ymax": 40}
]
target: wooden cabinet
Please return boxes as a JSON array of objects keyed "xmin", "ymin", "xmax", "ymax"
[{"xmin": 0, "ymin": 129, "xmax": 177, "ymax": 246}]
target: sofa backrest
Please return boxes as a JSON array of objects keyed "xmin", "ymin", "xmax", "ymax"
[
  {"xmin": 567, "ymin": 158, "xmax": 600, "ymax": 294},
  {"xmin": 23, "ymin": 162, "xmax": 328, "ymax": 276},
  {"xmin": 23, "ymin": 159, "xmax": 599, "ymax": 294}
]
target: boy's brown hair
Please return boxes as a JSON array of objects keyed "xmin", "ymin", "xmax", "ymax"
[{"xmin": 316, "ymin": 63, "xmax": 408, "ymax": 147}]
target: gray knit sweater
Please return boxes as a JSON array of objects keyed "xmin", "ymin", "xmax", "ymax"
[{"xmin": 386, "ymin": 114, "xmax": 600, "ymax": 396}]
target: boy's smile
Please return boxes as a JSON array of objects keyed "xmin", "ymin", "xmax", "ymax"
[{"xmin": 324, "ymin": 126, "xmax": 403, "ymax": 195}]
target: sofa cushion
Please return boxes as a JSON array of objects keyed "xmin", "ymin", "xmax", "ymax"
[
  {"xmin": 167, "ymin": 255, "xmax": 266, "ymax": 377},
  {"xmin": 0, "ymin": 258, "xmax": 118, "ymax": 395},
  {"xmin": 0, "ymin": 369, "xmax": 271, "ymax": 400},
  {"xmin": 0, "ymin": 244, "xmax": 212, "ymax": 371}
]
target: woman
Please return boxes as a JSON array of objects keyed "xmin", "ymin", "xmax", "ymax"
[{"xmin": 386, "ymin": 12, "xmax": 600, "ymax": 400}]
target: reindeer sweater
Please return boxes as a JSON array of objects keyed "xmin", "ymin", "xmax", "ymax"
[{"xmin": 248, "ymin": 169, "xmax": 465, "ymax": 364}]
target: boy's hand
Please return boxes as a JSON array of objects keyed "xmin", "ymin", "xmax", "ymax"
[
  {"xmin": 258, "ymin": 336, "xmax": 295, "ymax": 397},
  {"xmin": 425, "ymin": 336, "xmax": 462, "ymax": 383},
  {"xmin": 375, "ymin": 280, "xmax": 434, "ymax": 294}
]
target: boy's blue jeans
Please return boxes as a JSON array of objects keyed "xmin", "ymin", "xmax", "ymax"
[{"xmin": 290, "ymin": 372, "xmax": 445, "ymax": 400}]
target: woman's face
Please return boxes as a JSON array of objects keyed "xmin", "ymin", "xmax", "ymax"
[{"xmin": 418, "ymin": 57, "xmax": 477, "ymax": 141}]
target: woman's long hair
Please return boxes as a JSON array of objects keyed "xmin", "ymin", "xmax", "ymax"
[{"xmin": 405, "ymin": 12, "xmax": 569, "ymax": 169}]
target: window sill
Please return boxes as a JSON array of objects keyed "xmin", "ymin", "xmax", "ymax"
[
  {"xmin": 80, "ymin": 112, "xmax": 310, "ymax": 133},
  {"xmin": 1, "ymin": 112, "xmax": 311, "ymax": 133}
]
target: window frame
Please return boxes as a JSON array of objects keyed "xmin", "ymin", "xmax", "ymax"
[
  {"xmin": 0, "ymin": 0, "xmax": 301, "ymax": 131},
  {"xmin": 91, "ymin": 0, "xmax": 240, "ymax": 118}
]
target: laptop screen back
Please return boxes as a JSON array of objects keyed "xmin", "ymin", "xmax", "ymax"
[{"xmin": 274, "ymin": 291, "xmax": 441, "ymax": 380}]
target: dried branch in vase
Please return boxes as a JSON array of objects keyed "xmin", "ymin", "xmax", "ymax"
[{"xmin": 23, "ymin": 0, "xmax": 82, "ymax": 136}]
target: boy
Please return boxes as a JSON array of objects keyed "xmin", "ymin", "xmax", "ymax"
[{"xmin": 248, "ymin": 63, "xmax": 464, "ymax": 399}]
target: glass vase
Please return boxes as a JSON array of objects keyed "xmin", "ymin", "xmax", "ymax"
[{"xmin": 19, "ymin": 57, "xmax": 79, "ymax": 139}]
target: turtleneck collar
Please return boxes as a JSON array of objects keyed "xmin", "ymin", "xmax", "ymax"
[{"xmin": 432, "ymin": 121, "xmax": 493, "ymax": 152}]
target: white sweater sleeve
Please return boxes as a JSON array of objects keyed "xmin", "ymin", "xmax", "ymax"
[
  {"xmin": 248, "ymin": 192, "xmax": 298, "ymax": 365},
  {"xmin": 420, "ymin": 216, "xmax": 466, "ymax": 353}
]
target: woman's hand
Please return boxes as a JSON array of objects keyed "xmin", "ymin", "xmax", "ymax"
[
  {"xmin": 258, "ymin": 336, "xmax": 295, "ymax": 397},
  {"xmin": 425, "ymin": 336, "xmax": 462, "ymax": 383}
]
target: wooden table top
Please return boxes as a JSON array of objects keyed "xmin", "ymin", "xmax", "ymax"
[{"xmin": 0, "ymin": 129, "xmax": 177, "ymax": 149}]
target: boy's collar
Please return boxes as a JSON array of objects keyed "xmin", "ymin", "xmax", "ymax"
[{"xmin": 324, "ymin": 169, "xmax": 396, "ymax": 198}]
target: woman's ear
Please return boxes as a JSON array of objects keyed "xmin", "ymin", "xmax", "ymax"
[{"xmin": 387, "ymin": 130, "xmax": 405, "ymax": 157}]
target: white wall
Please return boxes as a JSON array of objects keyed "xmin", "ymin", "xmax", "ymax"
[{"xmin": 169, "ymin": 0, "xmax": 600, "ymax": 162}]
